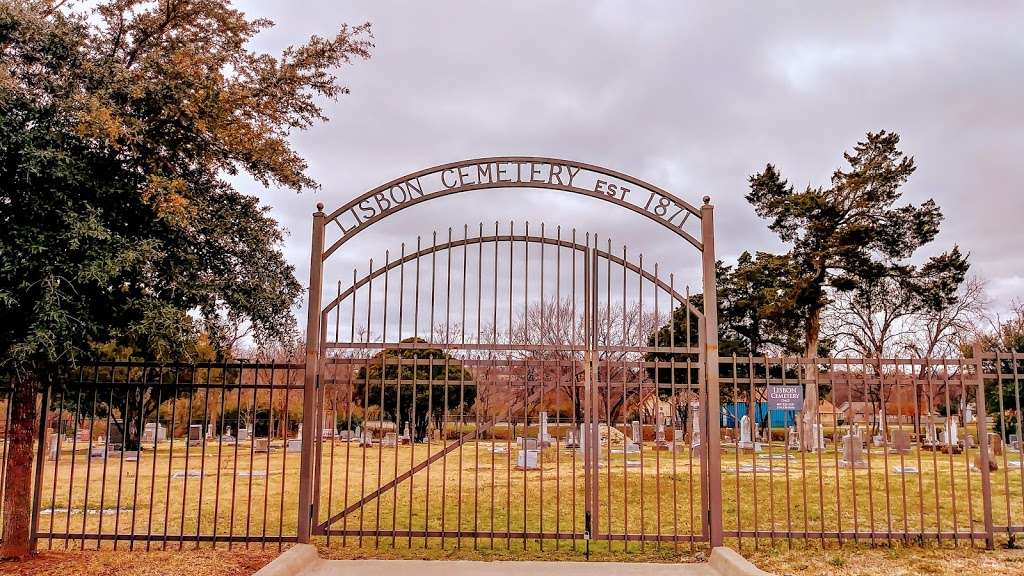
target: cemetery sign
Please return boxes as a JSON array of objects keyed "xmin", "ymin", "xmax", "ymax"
[{"xmin": 767, "ymin": 384, "xmax": 803, "ymax": 411}]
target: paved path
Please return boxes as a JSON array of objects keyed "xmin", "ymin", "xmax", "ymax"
[
  {"xmin": 305, "ymin": 559, "xmax": 719, "ymax": 576},
  {"xmin": 254, "ymin": 545, "xmax": 774, "ymax": 576}
]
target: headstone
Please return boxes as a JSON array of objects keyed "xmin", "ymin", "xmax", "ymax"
[
  {"xmin": 538, "ymin": 412, "xmax": 553, "ymax": 446},
  {"xmin": 76, "ymin": 428, "xmax": 91, "ymax": 443},
  {"xmin": 108, "ymin": 420, "xmax": 125, "ymax": 446},
  {"xmin": 813, "ymin": 423, "xmax": 826, "ymax": 451},
  {"xmin": 188, "ymin": 424, "xmax": 203, "ymax": 446},
  {"xmin": 923, "ymin": 416, "xmax": 938, "ymax": 446},
  {"xmin": 688, "ymin": 405, "xmax": 696, "ymax": 446},
  {"xmin": 253, "ymin": 438, "xmax": 269, "ymax": 453},
  {"xmin": 47, "ymin": 432, "xmax": 58, "ymax": 461},
  {"xmin": 286, "ymin": 428, "xmax": 303, "ymax": 452},
  {"xmin": 965, "ymin": 404, "xmax": 974, "ymax": 424},
  {"xmin": 738, "ymin": 415, "xmax": 753, "ymax": 448},
  {"xmin": 142, "ymin": 422, "xmax": 167, "ymax": 443},
  {"xmin": 236, "ymin": 427, "xmax": 250, "ymax": 442},
  {"xmin": 974, "ymin": 448, "xmax": 998, "ymax": 471},
  {"xmin": 989, "ymin": 433, "xmax": 1004, "ymax": 457},
  {"xmin": 516, "ymin": 446, "xmax": 540, "ymax": 469},
  {"xmin": 787, "ymin": 426, "xmax": 800, "ymax": 450},
  {"xmin": 889, "ymin": 429, "xmax": 911, "ymax": 455},
  {"xmin": 965, "ymin": 434, "xmax": 976, "ymax": 449},
  {"xmin": 655, "ymin": 412, "xmax": 669, "ymax": 450},
  {"xmin": 840, "ymin": 434, "xmax": 868, "ymax": 469},
  {"xmin": 206, "ymin": 422, "xmax": 214, "ymax": 440},
  {"xmin": 90, "ymin": 445, "xmax": 106, "ymax": 459},
  {"xmin": 630, "ymin": 420, "xmax": 642, "ymax": 445},
  {"xmin": 382, "ymin": 432, "xmax": 398, "ymax": 448},
  {"xmin": 738, "ymin": 414, "xmax": 762, "ymax": 453},
  {"xmin": 946, "ymin": 419, "xmax": 960, "ymax": 446},
  {"xmin": 564, "ymin": 428, "xmax": 579, "ymax": 449},
  {"xmin": 1009, "ymin": 433, "xmax": 1020, "ymax": 451}
]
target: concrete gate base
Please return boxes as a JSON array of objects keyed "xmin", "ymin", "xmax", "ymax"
[{"xmin": 253, "ymin": 545, "xmax": 774, "ymax": 576}]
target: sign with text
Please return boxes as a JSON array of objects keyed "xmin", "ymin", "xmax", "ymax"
[
  {"xmin": 323, "ymin": 158, "xmax": 704, "ymax": 255},
  {"xmin": 767, "ymin": 385, "xmax": 803, "ymax": 412}
]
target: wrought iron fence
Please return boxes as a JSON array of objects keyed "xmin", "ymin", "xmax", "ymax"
[
  {"xmin": 0, "ymin": 352, "xmax": 1020, "ymax": 552},
  {"xmin": 30, "ymin": 361, "xmax": 305, "ymax": 550}
]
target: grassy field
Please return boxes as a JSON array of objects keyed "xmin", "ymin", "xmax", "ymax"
[{"xmin": 32, "ymin": 433, "xmax": 1024, "ymax": 561}]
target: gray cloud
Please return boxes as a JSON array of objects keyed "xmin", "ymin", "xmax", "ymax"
[{"xmin": 233, "ymin": 1, "xmax": 1024, "ymax": 324}]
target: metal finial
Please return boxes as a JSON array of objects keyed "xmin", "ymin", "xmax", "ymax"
[
  {"xmin": 316, "ymin": 202, "xmax": 324, "ymax": 211},
  {"xmin": 702, "ymin": 196, "xmax": 711, "ymax": 205}
]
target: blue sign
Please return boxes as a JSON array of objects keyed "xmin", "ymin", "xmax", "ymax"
[{"xmin": 767, "ymin": 385, "xmax": 803, "ymax": 411}]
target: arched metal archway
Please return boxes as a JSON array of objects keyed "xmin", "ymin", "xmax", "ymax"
[{"xmin": 298, "ymin": 158, "xmax": 721, "ymax": 548}]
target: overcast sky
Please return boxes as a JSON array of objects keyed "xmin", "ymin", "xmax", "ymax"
[{"xmin": 233, "ymin": 1, "xmax": 1024, "ymax": 325}]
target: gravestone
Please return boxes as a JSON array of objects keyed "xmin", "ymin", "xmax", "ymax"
[
  {"xmin": 142, "ymin": 422, "xmax": 167, "ymax": 443},
  {"xmin": 946, "ymin": 419, "xmax": 960, "ymax": 446},
  {"xmin": 1009, "ymin": 434, "xmax": 1020, "ymax": 451},
  {"xmin": 684, "ymin": 408, "xmax": 697, "ymax": 450},
  {"xmin": 974, "ymin": 448, "xmax": 998, "ymax": 471},
  {"xmin": 253, "ymin": 438, "xmax": 269, "ymax": 453},
  {"xmin": 655, "ymin": 411, "xmax": 670, "ymax": 450},
  {"xmin": 47, "ymin": 431, "xmax": 58, "ymax": 461},
  {"xmin": 382, "ymin": 432, "xmax": 398, "ymax": 448},
  {"xmin": 738, "ymin": 414, "xmax": 761, "ymax": 453},
  {"xmin": 889, "ymin": 429, "xmax": 911, "ymax": 455},
  {"xmin": 286, "ymin": 424, "xmax": 303, "ymax": 452},
  {"xmin": 873, "ymin": 409, "xmax": 886, "ymax": 447},
  {"xmin": 840, "ymin": 434, "xmax": 868, "ymax": 469},
  {"xmin": 965, "ymin": 434, "xmax": 976, "ymax": 449},
  {"xmin": 108, "ymin": 419, "xmax": 125, "ymax": 446},
  {"xmin": 630, "ymin": 420, "xmax": 641, "ymax": 445},
  {"xmin": 206, "ymin": 422, "xmax": 214, "ymax": 440},
  {"xmin": 76, "ymin": 428, "xmax": 91, "ymax": 443},
  {"xmin": 516, "ymin": 437, "xmax": 540, "ymax": 469},
  {"xmin": 965, "ymin": 404, "xmax": 974, "ymax": 424},
  {"xmin": 564, "ymin": 428, "xmax": 579, "ymax": 449},
  {"xmin": 989, "ymin": 433, "xmax": 1004, "ymax": 456},
  {"xmin": 923, "ymin": 416, "xmax": 938, "ymax": 446},
  {"xmin": 188, "ymin": 424, "xmax": 203, "ymax": 447},
  {"xmin": 538, "ymin": 412, "xmax": 554, "ymax": 446},
  {"xmin": 787, "ymin": 426, "xmax": 800, "ymax": 450},
  {"xmin": 400, "ymin": 422, "xmax": 411, "ymax": 445},
  {"xmin": 236, "ymin": 427, "xmax": 250, "ymax": 442}
]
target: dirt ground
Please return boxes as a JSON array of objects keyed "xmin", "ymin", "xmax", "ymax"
[
  {"xmin": 1, "ymin": 543, "xmax": 1023, "ymax": 575},
  {"xmin": 0, "ymin": 547, "xmax": 278, "ymax": 576}
]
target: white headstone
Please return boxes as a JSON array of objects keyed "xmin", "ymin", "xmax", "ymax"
[
  {"xmin": 296, "ymin": 423, "xmax": 303, "ymax": 441},
  {"xmin": 965, "ymin": 404, "xmax": 974, "ymax": 424},
  {"xmin": 946, "ymin": 419, "xmax": 959, "ymax": 446},
  {"xmin": 631, "ymin": 420, "xmax": 642, "ymax": 445},
  {"xmin": 738, "ymin": 415, "xmax": 753, "ymax": 447},
  {"xmin": 689, "ymin": 408, "xmax": 700, "ymax": 448},
  {"xmin": 538, "ymin": 412, "xmax": 553, "ymax": 445}
]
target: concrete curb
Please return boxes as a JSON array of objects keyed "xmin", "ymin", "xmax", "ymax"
[
  {"xmin": 253, "ymin": 544, "xmax": 322, "ymax": 576},
  {"xmin": 252, "ymin": 545, "xmax": 774, "ymax": 576},
  {"xmin": 709, "ymin": 547, "xmax": 774, "ymax": 576}
]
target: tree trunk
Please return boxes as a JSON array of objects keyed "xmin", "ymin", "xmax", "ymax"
[
  {"xmin": 1, "ymin": 371, "xmax": 40, "ymax": 559},
  {"xmin": 801, "ymin": 310, "xmax": 821, "ymax": 452}
]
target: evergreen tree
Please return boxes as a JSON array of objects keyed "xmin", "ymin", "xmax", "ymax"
[{"xmin": 0, "ymin": 1, "xmax": 371, "ymax": 557}]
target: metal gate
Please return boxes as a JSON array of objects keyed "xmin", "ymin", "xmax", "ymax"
[
  {"xmin": 297, "ymin": 157, "xmax": 721, "ymax": 551},
  {"xmin": 307, "ymin": 225, "xmax": 708, "ymax": 550}
]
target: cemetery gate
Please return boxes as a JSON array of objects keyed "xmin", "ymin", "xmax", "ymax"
[{"xmin": 300, "ymin": 157, "xmax": 723, "ymax": 550}]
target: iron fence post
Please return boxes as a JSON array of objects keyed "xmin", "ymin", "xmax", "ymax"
[
  {"xmin": 973, "ymin": 344, "xmax": 995, "ymax": 549},
  {"xmin": 298, "ymin": 204, "xmax": 326, "ymax": 543},
  {"xmin": 700, "ymin": 198, "xmax": 722, "ymax": 548}
]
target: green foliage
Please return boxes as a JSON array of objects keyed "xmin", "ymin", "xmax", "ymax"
[
  {"xmin": 354, "ymin": 338, "xmax": 475, "ymax": 441},
  {"xmin": 746, "ymin": 131, "xmax": 948, "ymax": 354},
  {"xmin": 0, "ymin": 2, "xmax": 372, "ymax": 371}
]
